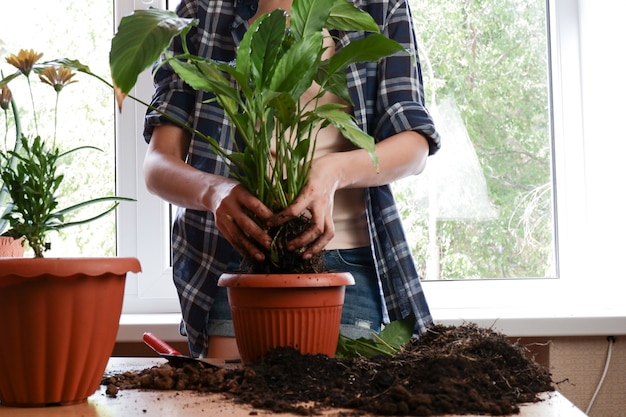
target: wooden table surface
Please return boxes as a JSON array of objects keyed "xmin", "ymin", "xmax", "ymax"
[{"xmin": 0, "ymin": 358, "xmax": 588, "ymax": 417}]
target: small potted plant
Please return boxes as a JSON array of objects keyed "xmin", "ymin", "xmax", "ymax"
[
  {"xmin": 108, "ymin": 0, "xmax": 406, "ymax": 362},
  {"xmin": 0, "ymin": 50, "xmax": 140, "ymax": 406}
]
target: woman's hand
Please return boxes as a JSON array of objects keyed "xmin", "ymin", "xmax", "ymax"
[
  {"xmin": 268, "ymin": 156, "xmax": 341, "ymax": 259},
  {"xmin": 267, "ymin": 131, "xmax": 430, "ymax": 259},
  {"xmin": 213, "ymin": 183, "xmax": 273, "ymax": 261},
  {"xmin": 144, "ymin": 125, "xmax": 273, "ymax": 260}
]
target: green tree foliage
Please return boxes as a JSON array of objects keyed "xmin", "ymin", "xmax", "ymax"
[{"xmin": 401, "ymin": 0, "xmax": 555, "ymax": 279}]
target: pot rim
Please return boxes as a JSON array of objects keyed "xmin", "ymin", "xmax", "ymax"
[
  {"xmin": 0, "ymin": 257, "xmax": 141, "ymax": 286},
  {"xmin": 218, "ymin": 271, "xmax": 355, "ymax": 288}
]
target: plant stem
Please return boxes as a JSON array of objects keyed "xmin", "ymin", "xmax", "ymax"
[
  {"xmin": 26, "ymin": 78, "xmax": 39, "ymax": 136},
  {"xmin": 53, "ymin": 91, "xmax": 60, "ymax": 147}
]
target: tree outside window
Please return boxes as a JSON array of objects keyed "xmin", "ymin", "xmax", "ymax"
[{"xmin": 395, "ymin": 0, "xmax": 555, "ymax": 280}]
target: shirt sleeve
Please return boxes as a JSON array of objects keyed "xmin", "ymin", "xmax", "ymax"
[
  {"xmin": 374, "ymin": 0, "xmax": 441, "ymax": 155},
  {"xmin": 143, "ymin": 0, "xmax": 200, "ymax": 143}
]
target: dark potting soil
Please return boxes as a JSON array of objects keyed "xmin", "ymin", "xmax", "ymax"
[
  {"xmin": 243, "ymin": 215, "xmax": 328, "ymax": 274},
  {"xmin": 102, "ymin": 324, "xmax": 554, "ymax": 416}
]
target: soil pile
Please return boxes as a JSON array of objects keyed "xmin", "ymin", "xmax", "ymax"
[{"xmin": 102, "ymin": 324, "xmax": 554, "ymax": 416}]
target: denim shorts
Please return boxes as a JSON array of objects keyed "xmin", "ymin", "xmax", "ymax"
[{"xmin": 207, "ymin": 247, "xmax": 383, "ymax": 340}]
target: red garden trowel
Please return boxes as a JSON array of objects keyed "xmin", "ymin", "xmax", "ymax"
[{"xmin": 142, "ymin": 332, "xmax": 241, "ymax": 369}]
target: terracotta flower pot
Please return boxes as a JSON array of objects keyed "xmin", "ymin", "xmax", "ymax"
[
  {"xmin": 0, "ymin": 257, "xmax": 141, "ymax": 407},
  {"xmin": 218, "ymin": 272, "xmax": 355, "ymax": 363},
  {"xmin": 0, "ymin": 236, "xmax": 24, "ymax": 258}
]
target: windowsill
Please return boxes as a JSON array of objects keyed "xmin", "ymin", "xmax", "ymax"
[
  {"xmin": 431, "ymin": 308, "xmax": 626, "ymax": 337},
  {"xmin": 118, "ymin": 273, "xmax": 626, "ymax": 343},
  {"xmin": 118, "ymin": 313, "xmax": 187, "ymax": 343},
  {"xmin": 116, "ymin": 307, "xmax": 626, "ymax": 343},
  {"xmin": 422, "ymin": 279, "xmax": 626, "ymax": 337}
]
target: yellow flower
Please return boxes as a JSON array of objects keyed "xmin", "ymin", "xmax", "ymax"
[
  {"xmin": 0, "ymin": 84, "xmax": 12, "ymax": 110},
  {"xmin": 5, "ymin": 49, "xmax": 43, "ymax": 76},
  {"xmin": 39, "ymin": 66, "xmax": 78, "ymax": 92}
]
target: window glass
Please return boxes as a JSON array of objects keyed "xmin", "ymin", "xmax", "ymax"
[
  {"xmin": 1, "ymin": 0, "xmax": 116, "ymax": 256},
  {"xmin": 0, "ymin": 0, "xmax": 553, "ymax": 272},
  {"xmin": 399, "ymin": 0, "xmax": 555, "ymax": 280}
]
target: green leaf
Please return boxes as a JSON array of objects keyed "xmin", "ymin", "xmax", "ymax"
[
  {"xmin": 328, "ymin": 34, "xmax": 406, "ymax": 75},
  {"xmin": 110, "ymin": 8, "xmax": 196, "ymax": 94},
  {"xmin": 0, "ymin": 71, "xmax": 21, "ymax": 87},
  {"xmin": 292, "ymin": 137, "xmax": 311, "ymax": 161},
  {"xmin": 54, "ymin": 196, "xmax": 135, "ymax": 218},
  {"xmin": 58, "ymin": 145, "xmax": 103, "ymax": 159},
  {"xmin": 236, "ymin": 13, "xmax": 263, "ymax": 79},
  {"xmin": 268, "ymin": 92, "xmax": 297, "ymax": 126},
  {"xmin": 290, "ymin": 0, "xmax": 334, "ymax": 40},
  {"xmin": 326, "ymin": 0, "xmax": 380, "ymax": 32},
  {"xmin": 336, "ymin": 334, "xmax": 393, "ymax": 358},
  {"xmin": 316, "ymin": 35, "xmax": 405, "ymax": 103},
  {"xmin": 335, "ymin": 314, "xmax": 416, "ymax": 358},
  {"xmin": 269, "ymin": 33, "xmax": 322, "ymax": 97},
  {"xmin": 168, "ymin": 59, "xmax": 240, "ymax": 114},
  {"xmin": 316, "ymin": 61, "xmax": 352, "ymax": 104},
  {"xmin": 249, "ymin": 10, "xmax": 287, "ymax": 89},
  {"xmin": 42, "ymin": 58, "xmax": 94, "ymax": 77},
  {"xmin": 314, "ymin": 106, "xmax": 378, "ymax": 168},
  {"xmin": 376, "ymin": 313, "xmax": 416, "ymax": 350}
]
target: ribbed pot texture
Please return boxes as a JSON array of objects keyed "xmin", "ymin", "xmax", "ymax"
[
  {"xmin": 218, "ymin": 272, "xmax": 355, "ymax": 363},
  {"xmin": 0, "ymin": 257, "xmax": 141, "ymax": 407}
]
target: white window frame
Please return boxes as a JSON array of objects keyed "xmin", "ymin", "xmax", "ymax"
[
  {"xmin": 423, "ymin": 0, "xmax": 626, "ymax": 337},
  {"xmin": 115, "ymin": 0, "xmax": 180, "ymax": 316},
  {"xmin": 114, "ymin": 0, "xmax": 626, "ymax": 342}
]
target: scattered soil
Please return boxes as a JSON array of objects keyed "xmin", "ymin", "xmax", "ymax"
[{"xmin": 102, "ymin": 324, "xmax": 553, "ymax": 416}]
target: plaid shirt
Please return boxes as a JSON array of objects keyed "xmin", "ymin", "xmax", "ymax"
[{"xmin": 145, "ymin": 0, "xmax": 441, "ymax": 357}]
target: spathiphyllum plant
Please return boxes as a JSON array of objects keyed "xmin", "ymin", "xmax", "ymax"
[
  {"xmin": 108, "ymin": 0, "xmax": 406, "ymax": 272},
  {"xmin": 0, "ymin": 49, "xmax": 133, "ymax": 258}
]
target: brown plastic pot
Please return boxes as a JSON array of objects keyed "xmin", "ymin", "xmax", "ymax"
[
  {"xmin": 0, "ymin": 257, "xmax": 141, "ymax": 407},
  {"xmin": 0, "ymin": 237, "xmax": 24, "ymax": 258},
  {"xmin": 218, "ymin": 272, "xmax": 355, "ymax": 363}
]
